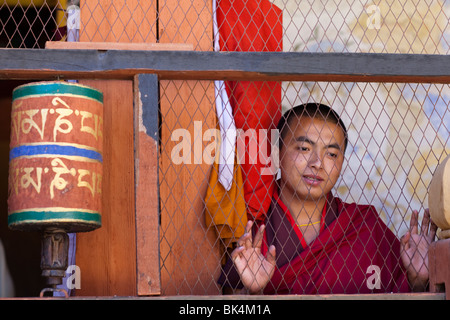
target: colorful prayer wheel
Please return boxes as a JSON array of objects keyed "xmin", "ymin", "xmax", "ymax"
[{"xmin": 8, "ymin": 81, "xmax": 103, "ymax": 233}]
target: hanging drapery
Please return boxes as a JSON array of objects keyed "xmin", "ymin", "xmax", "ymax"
[
  {"xmin": 215, "ymin": 0, "xmax": 283, "ymax": 222},
  {"xmin": 205, "ymin": 0, "xmax": 283, "ymax": 248}
]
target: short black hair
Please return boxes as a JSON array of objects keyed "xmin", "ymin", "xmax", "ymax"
[{"xmin": 276, "ymin": 103, "xmax": 348, "ymax": 152}]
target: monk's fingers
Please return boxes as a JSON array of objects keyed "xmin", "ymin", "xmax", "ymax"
[
  {"xmin": 236, "ymin": 221, "xmax": 254, "ymax": 249},
  {"xmin": 400, "ymin": 232, "xmax": 410, "ymax": 251},
  {"xmin": 266, "ymin": 245, "xmax": 276, "ymax": 267},
  {"xmin": 419, "ymin": 208, "xmax": 438, "ymax": 241},
  {"xmin": 429, "ymin": 220, "xmax": 438, "ymax": 242},
  {"xmin": 240, "ymin": 233, "xmax": 253, "ymax": 250},
  {"xmin": 245, "ymin": 220, "xmax": 254, "ymax": 234},
  {"xmin": 420, "ymin": 209, "xmax": 431, "ymax": 236},
  {"xmin": 253, "ymin": 224, "xmax": 266, "ymax": 249},
  {"xmin": 231, "ymin": 245, "xmax": 245, "ymax": 262},
  {"xmin": 410, "ymin": 210, "xmax": 419, "ymax": 235}
]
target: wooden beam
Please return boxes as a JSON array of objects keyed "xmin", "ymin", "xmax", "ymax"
[
  {"xmin": 79, "ymin": 0, "xmax": 157, "ymax": 44},
  {"xmin": 0, "ymin": 49, "xmax": 448, "ymax": 83}
]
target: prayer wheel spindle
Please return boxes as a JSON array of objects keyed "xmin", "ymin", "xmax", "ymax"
[
  {"xmin": 40, "ymin": 229, "xmax": 69, "ymax": 291},
  {"xmin": 7, "ymin": 81, "xmax": 103, "ymax": 296}
]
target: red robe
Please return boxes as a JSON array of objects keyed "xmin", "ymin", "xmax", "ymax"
[{"xmin": 219, "ymin": 191, "xmax": 411, "ymax": 294}]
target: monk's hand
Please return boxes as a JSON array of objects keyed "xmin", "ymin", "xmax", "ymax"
[
  {"xmin": 400, "ymin": 209, "xmax": 437, "ymax": 291},
  {"xmin": 231, "ymin": 220, "xmax": 276, "ymax": 294}
]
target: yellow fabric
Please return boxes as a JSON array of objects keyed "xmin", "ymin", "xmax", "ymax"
[
  {"xmin": 56, "ymin": 0, "xmax": 68, "ymax": 28},
  {"xmin": 205, "ymin": 147, "xmax": 247, "ymax": 248}
]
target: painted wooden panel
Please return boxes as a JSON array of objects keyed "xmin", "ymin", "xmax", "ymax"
[
  {"xmin": 79, "ymin": 0, "xmax": 157, "ymax": 43},
  {"xmin": 76, "ymin": 80, "xmax": 136, "ymax": 296}
]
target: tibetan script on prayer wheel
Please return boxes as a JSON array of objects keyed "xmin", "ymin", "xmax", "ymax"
[{"xmin": 8, "ymin": 81, "xmax": 103, "ymax": 232}]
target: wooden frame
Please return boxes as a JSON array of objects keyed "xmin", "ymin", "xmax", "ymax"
[{"xmin": 0, "ymin": 49, "xmax": 449, "ymax": 83}]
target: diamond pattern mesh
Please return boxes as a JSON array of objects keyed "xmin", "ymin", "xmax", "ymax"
[
  {"xmin": 159, "ymin": 79, "xmax": 449, "ymax": 295},
  {"xmin": 1, "ymin": 1, "xmax": 448, "ymax": 52},
  {"xmin": 0, "ymin": 0, "xmax": 71, "ymax": 48},
  {"xmin": 1, "ymin": 0, "xmax": 448, "ymax": 295}
]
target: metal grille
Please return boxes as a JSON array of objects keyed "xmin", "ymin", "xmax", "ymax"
[
  {"xmin": 0, "ymin": 0, "xmax": 70, "ymax": 48},
  {"xmin": 279, "ymin": 0, "xmax": 449, "ymax": 54},
  {"xmin": 2, "ymin": 1, "xmax": 448, "ymax": 53},
  {"xmin": 1, "ymin": 0, "xmax": 449, "ymax": 295},
  {"xmin": 159, "ymin": 79, "xmax": 449, "ymax": 294},
  {"xmin": 80, "ymin": 0, "xmax": 157, "ymax": 43}
]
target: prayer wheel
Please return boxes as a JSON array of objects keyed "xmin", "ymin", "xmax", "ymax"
[
  {"xmin": 8, "ymin": 81, "xmax": 103, "ymax": 232},
  {"xmin": 7, "ymin": 81, "xmax": 103, "ymax": 294}
]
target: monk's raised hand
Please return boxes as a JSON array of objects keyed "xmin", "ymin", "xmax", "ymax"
[
  {"xmin": 400, "ymin": 209, "xmax": 437, "ymax": 291},
  {"xmin": 231, "ymin": 220, "xmax": 276, "ymax": 294}
]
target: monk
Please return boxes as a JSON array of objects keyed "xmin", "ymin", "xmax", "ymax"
[{"xmin": 218, "ymin": 103, "xmax": 437, "ymax": 294}]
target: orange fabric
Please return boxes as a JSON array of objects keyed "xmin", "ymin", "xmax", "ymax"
[{"xmin": 205, "ymin": 145, "xmax": 247, "ymax": 247}]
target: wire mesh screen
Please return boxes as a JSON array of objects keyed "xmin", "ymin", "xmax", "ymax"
[
  {"xmin": 1, "ymin": 0, "xmax": 449, "ymax": 296},
  {"xmin": 1, "ymin": 1, "xmax": 448, "ymax": 53},
  {"xmin": 159, "ymin": 79, "xmax": 449, "ymax": 295},
  {"xmin": 0, "ymin": 0, "xmax": 72, "ymax": 48},
  {"xmin": 157, "ymin": 0, "xmax": 449, "ymax": 295}
]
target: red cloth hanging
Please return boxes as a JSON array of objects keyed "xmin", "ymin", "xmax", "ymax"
[{"xmin": 216, "ymin": 0, "xmax": 283, "ymax": 222}]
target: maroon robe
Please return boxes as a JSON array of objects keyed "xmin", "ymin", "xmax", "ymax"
[{"xmin": 219, "ymin": 191, "xmax": 411, "ymax": 294}]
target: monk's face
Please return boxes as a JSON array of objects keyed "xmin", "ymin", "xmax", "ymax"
[{"xmin": 279, "ymin": 116, "xmax": 345, "ymax": 202}]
